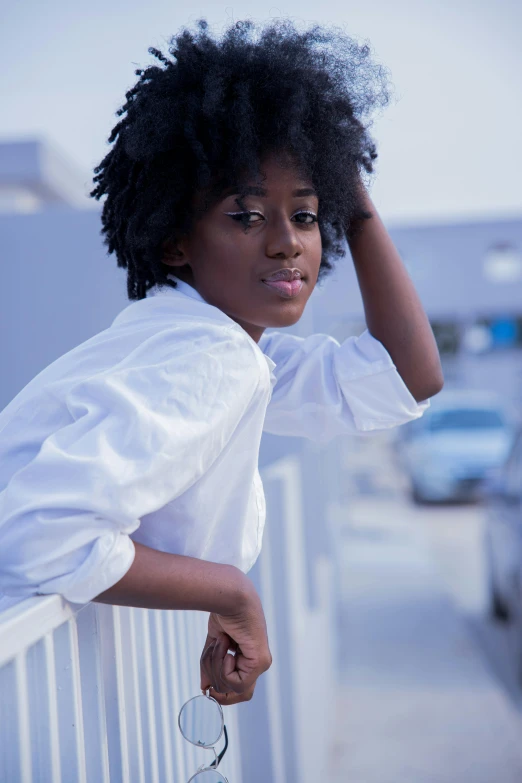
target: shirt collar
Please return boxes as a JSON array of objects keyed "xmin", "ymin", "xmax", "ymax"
[
  {"xmin": 166, "ymin": 274, "xmax": 207, "ymax": 304},
  {"xmin": 165, "ymin": 275, "xmax": 277, "ymax": 384}
]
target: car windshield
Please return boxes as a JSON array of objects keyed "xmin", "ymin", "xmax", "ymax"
[{"xmin": 428, "ymin": 408, "xmax": 505, "ymax": 432}]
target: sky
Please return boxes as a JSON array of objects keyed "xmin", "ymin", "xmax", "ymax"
[{"xmin": 1, "ymin": 0, "xmax": 521, "ymax": 225}]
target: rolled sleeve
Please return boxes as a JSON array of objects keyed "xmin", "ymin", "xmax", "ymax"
[
  {"xmin": 261, "ymin": 327, "xmax": 429, "ymax": 442},
  {"xmin": 333, "ymin": 329, "xmax": 430, "ymax": 432},
  {"xmin": 37, "ymin": 531, "xmax": 136, "ymax": 605}
]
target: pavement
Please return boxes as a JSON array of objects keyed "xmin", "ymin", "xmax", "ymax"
[{"xmin": 327, "ymin": 493, "xmax": 522, "ymax": 783}]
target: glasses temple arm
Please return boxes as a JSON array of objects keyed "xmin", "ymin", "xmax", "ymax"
[{"xmin": 210, "ymin": 724, "xmax": 229, "ymax": 769}]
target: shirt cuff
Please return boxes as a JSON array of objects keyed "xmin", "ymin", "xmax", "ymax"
[
  {"xmin": 36, "ymin": 533, "xmax": 136, "ymax": 605},
  {"xmin": 333, "ymin": 328, "xmax": 430, "ymax": 432}
]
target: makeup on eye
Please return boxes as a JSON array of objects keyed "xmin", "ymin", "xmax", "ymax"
[{"xmin": 224, "ymin": 210, "xmax": 318, "ymax": 225}]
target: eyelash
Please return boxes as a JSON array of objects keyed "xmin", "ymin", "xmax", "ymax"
[{"xmin": 225, "ymin": 210, "xmax": 318, "ymax": 227}]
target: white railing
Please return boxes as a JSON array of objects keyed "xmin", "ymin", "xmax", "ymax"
[
  {"xmin": 0, "ymin": 441, "xmax": 343, "ymax": 783},
  {"xmin": 0, "ymin": 596, "xmax": 243, "ymax": 782}
]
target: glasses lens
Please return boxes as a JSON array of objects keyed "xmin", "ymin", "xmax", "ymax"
[
  {"xmin": 189, "ymin": 771, "xmax": 228, "ymax": 782},
  {"xmin": 179, "ymin": 695, "xmax": 223, "ymax": 748}
]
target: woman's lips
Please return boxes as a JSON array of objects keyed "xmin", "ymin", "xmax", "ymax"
[{"xmin": 261, "ymin": 279, "xmax": 304, "ymax": 298}]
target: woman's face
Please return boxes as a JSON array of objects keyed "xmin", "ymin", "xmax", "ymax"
[{"xmin": 162, "ymin": 152, "xmax": 323, "ymax": 343}]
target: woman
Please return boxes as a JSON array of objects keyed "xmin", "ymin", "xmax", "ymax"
[{"xmin": 0, "ymin": 18, "xmax": 443, "ymax": 706}]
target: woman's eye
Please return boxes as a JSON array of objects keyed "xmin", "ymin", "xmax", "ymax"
[
  {"xmin": 293, "ymin": 211, "xmax": 318, "ymax": 224},
  {"xmin": 226, "ymin": 211, "xmax": 264, "ymax": 226},
  {"xmin": 225, "ymin": 211, "xmax": 317, "ymax": 228}
]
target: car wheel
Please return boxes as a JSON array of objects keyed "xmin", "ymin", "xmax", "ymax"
[
  {"xmin": 484, "ymin": 537, "xmax": 510, "ymax": 622},
  {"xmin": 490, "ymin": 585, "xmax": 510, "ymax": 622},
  {"xmin": 411, "ymin": 482, "xmax": 428, "ymax": 505},
  {"xmin": 514, "ymin": 613, "xmax": 522, "ymax": 686}
]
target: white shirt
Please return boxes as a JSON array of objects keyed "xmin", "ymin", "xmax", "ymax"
[{"xmin": 0, "ymin": 275, "xmax": 429, "ymax": 605}]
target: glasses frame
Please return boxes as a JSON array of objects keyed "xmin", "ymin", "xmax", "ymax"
[
  {"xmin": 178, "ymin": 690, "xmax": 230, "ymax": 782},
  {"xmin": 186, "ymin": 765, "xmax": 228, "ymax": 783}
]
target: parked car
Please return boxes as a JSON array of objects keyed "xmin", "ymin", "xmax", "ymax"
[
  {"xmin": 482, "ymin": 429, "xmax": 522, "ymax": 682},
  {"xmin": 483, "ymin": 428, "xmax": 522, "ymax": 623},
  {"xmin": 394, "ymin": 391, "xmax": 515, "ymax": 504}
]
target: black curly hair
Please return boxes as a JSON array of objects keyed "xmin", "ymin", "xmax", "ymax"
[{"xmin": 90, "ymin": 17, "xmax": 391, "ymax": 300}]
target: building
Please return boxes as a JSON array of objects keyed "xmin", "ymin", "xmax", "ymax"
[{"xmin": 0, "ymin": 139, "xmax": 128, "ymax": 412}]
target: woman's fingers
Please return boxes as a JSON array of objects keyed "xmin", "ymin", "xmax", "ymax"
[
  {"xmin": 219, "ymin": 643, "xmax": 271, "ymax": 694},
  {"xmin": 220, "ymin": 645, "xmax": 238, "ymax": 682},
  {"xmin": 208, "ymin": 683, "xmax": 256, "ymax": 706},
  {"xmin": 200, "ymin": 594, "xmax": 273, "ymax": 704},
  {"xmin": 206, "ymin": 630, "xmax": 270, "ymax": 697},
  {"xmin": 201, "ymin": 632, "xmax": 233, "ymax": 693},
  {"xmin": 202, "ymin": 632, "xmax": 258, "ymax": 703},
  {"xmin": 210, "ymin": 632, "xmax": 232, "ymax": 692},
  {"xmin": 200, "ymin": 634, "xmax": 216, "ymax": 691}
]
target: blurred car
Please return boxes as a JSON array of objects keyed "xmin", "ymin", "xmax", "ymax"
[
  {"xmin": 483, "ymin": 428, "xmax": 522, "ymax": 627},
  {"xmin": 394, "ymin": 391, "xmax": 515, "ymax": 504}
]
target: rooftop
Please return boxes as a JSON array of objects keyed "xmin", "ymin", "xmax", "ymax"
[{"xmin": 0, "ymin": 137, "xmax": 94, "ymax": 212}]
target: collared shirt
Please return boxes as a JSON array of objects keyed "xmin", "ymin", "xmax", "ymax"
[{"xmin": 0, "ymin": 275, "xmax": 429, "ymax": 605}]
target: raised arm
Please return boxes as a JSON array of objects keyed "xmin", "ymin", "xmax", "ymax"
[{"xmin": 348, "ymin": 185, "xmax": 444, "ymax": 402}]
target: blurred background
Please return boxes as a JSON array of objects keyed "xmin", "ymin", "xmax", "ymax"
[{"xmin": 1, "ymin": 1, "xmax": 522, "ymax": 780}]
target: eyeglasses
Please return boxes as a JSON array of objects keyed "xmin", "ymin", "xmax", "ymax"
[{"xmin": 178, "ymin": 689, "xmax": 230, "ymax": 782}]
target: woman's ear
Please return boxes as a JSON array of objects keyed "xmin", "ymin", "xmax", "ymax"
[{"xmin": 162, "ymin": 238, "xmax": 189, "ymax": 268}]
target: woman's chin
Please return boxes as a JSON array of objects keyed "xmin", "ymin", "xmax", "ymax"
[{"xmin": 264, "ymin": 305, "xmax": 306, "ymax": 328}]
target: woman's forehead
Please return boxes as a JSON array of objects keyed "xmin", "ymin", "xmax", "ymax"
[
  {"xmin": 190, "ymin": 153, "xmax": 317, "ymax": 216},
  {"xmin": 220, "ymin": 184, "xmax": 318, "ymax": 199}
]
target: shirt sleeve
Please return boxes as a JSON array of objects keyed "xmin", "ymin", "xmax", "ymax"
[
  {"xmin": 0, "ymin": 325, "xmax": 261, "ymax": 605},
  {"xmin": 259, "ymin": 327, "xmax": 430, "ymax": 443}
]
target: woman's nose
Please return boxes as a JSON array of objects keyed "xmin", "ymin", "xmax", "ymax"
[{"xmin": 265, "ymin": 216, "xmax": 303, "ymax": 258}]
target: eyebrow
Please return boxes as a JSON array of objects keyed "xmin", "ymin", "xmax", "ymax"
[{"xmin": 223, "ymin": 185, "xmax": 318, "ymax": 198}]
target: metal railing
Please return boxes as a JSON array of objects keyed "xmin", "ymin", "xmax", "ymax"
[{"xmin": 0, "ymin": 442, "xmax": 342, "ymax": 782}]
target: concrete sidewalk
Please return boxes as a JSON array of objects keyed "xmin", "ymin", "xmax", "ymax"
[{"xmin": 327, "ymin": 497, "xmax": 522, "ymax": 783}]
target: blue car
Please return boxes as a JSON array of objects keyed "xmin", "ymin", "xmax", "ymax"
[{"xmin": 395, "ymin": 391, "xmax": 515, "ymax": 504}]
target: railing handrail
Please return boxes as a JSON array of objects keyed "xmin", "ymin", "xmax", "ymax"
[{"xmin": 0, "ymin": 594, "xmax": 77, "ymax": 668}]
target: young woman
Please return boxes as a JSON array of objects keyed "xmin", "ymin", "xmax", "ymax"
[{"xmin": 0, "ymin": 18, "xmax": 443, "ymax": 706}]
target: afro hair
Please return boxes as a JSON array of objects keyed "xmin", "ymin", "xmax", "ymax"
[{"xmin": 90, "ymin": 17, "xmax": 391, "ymax": 299}]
